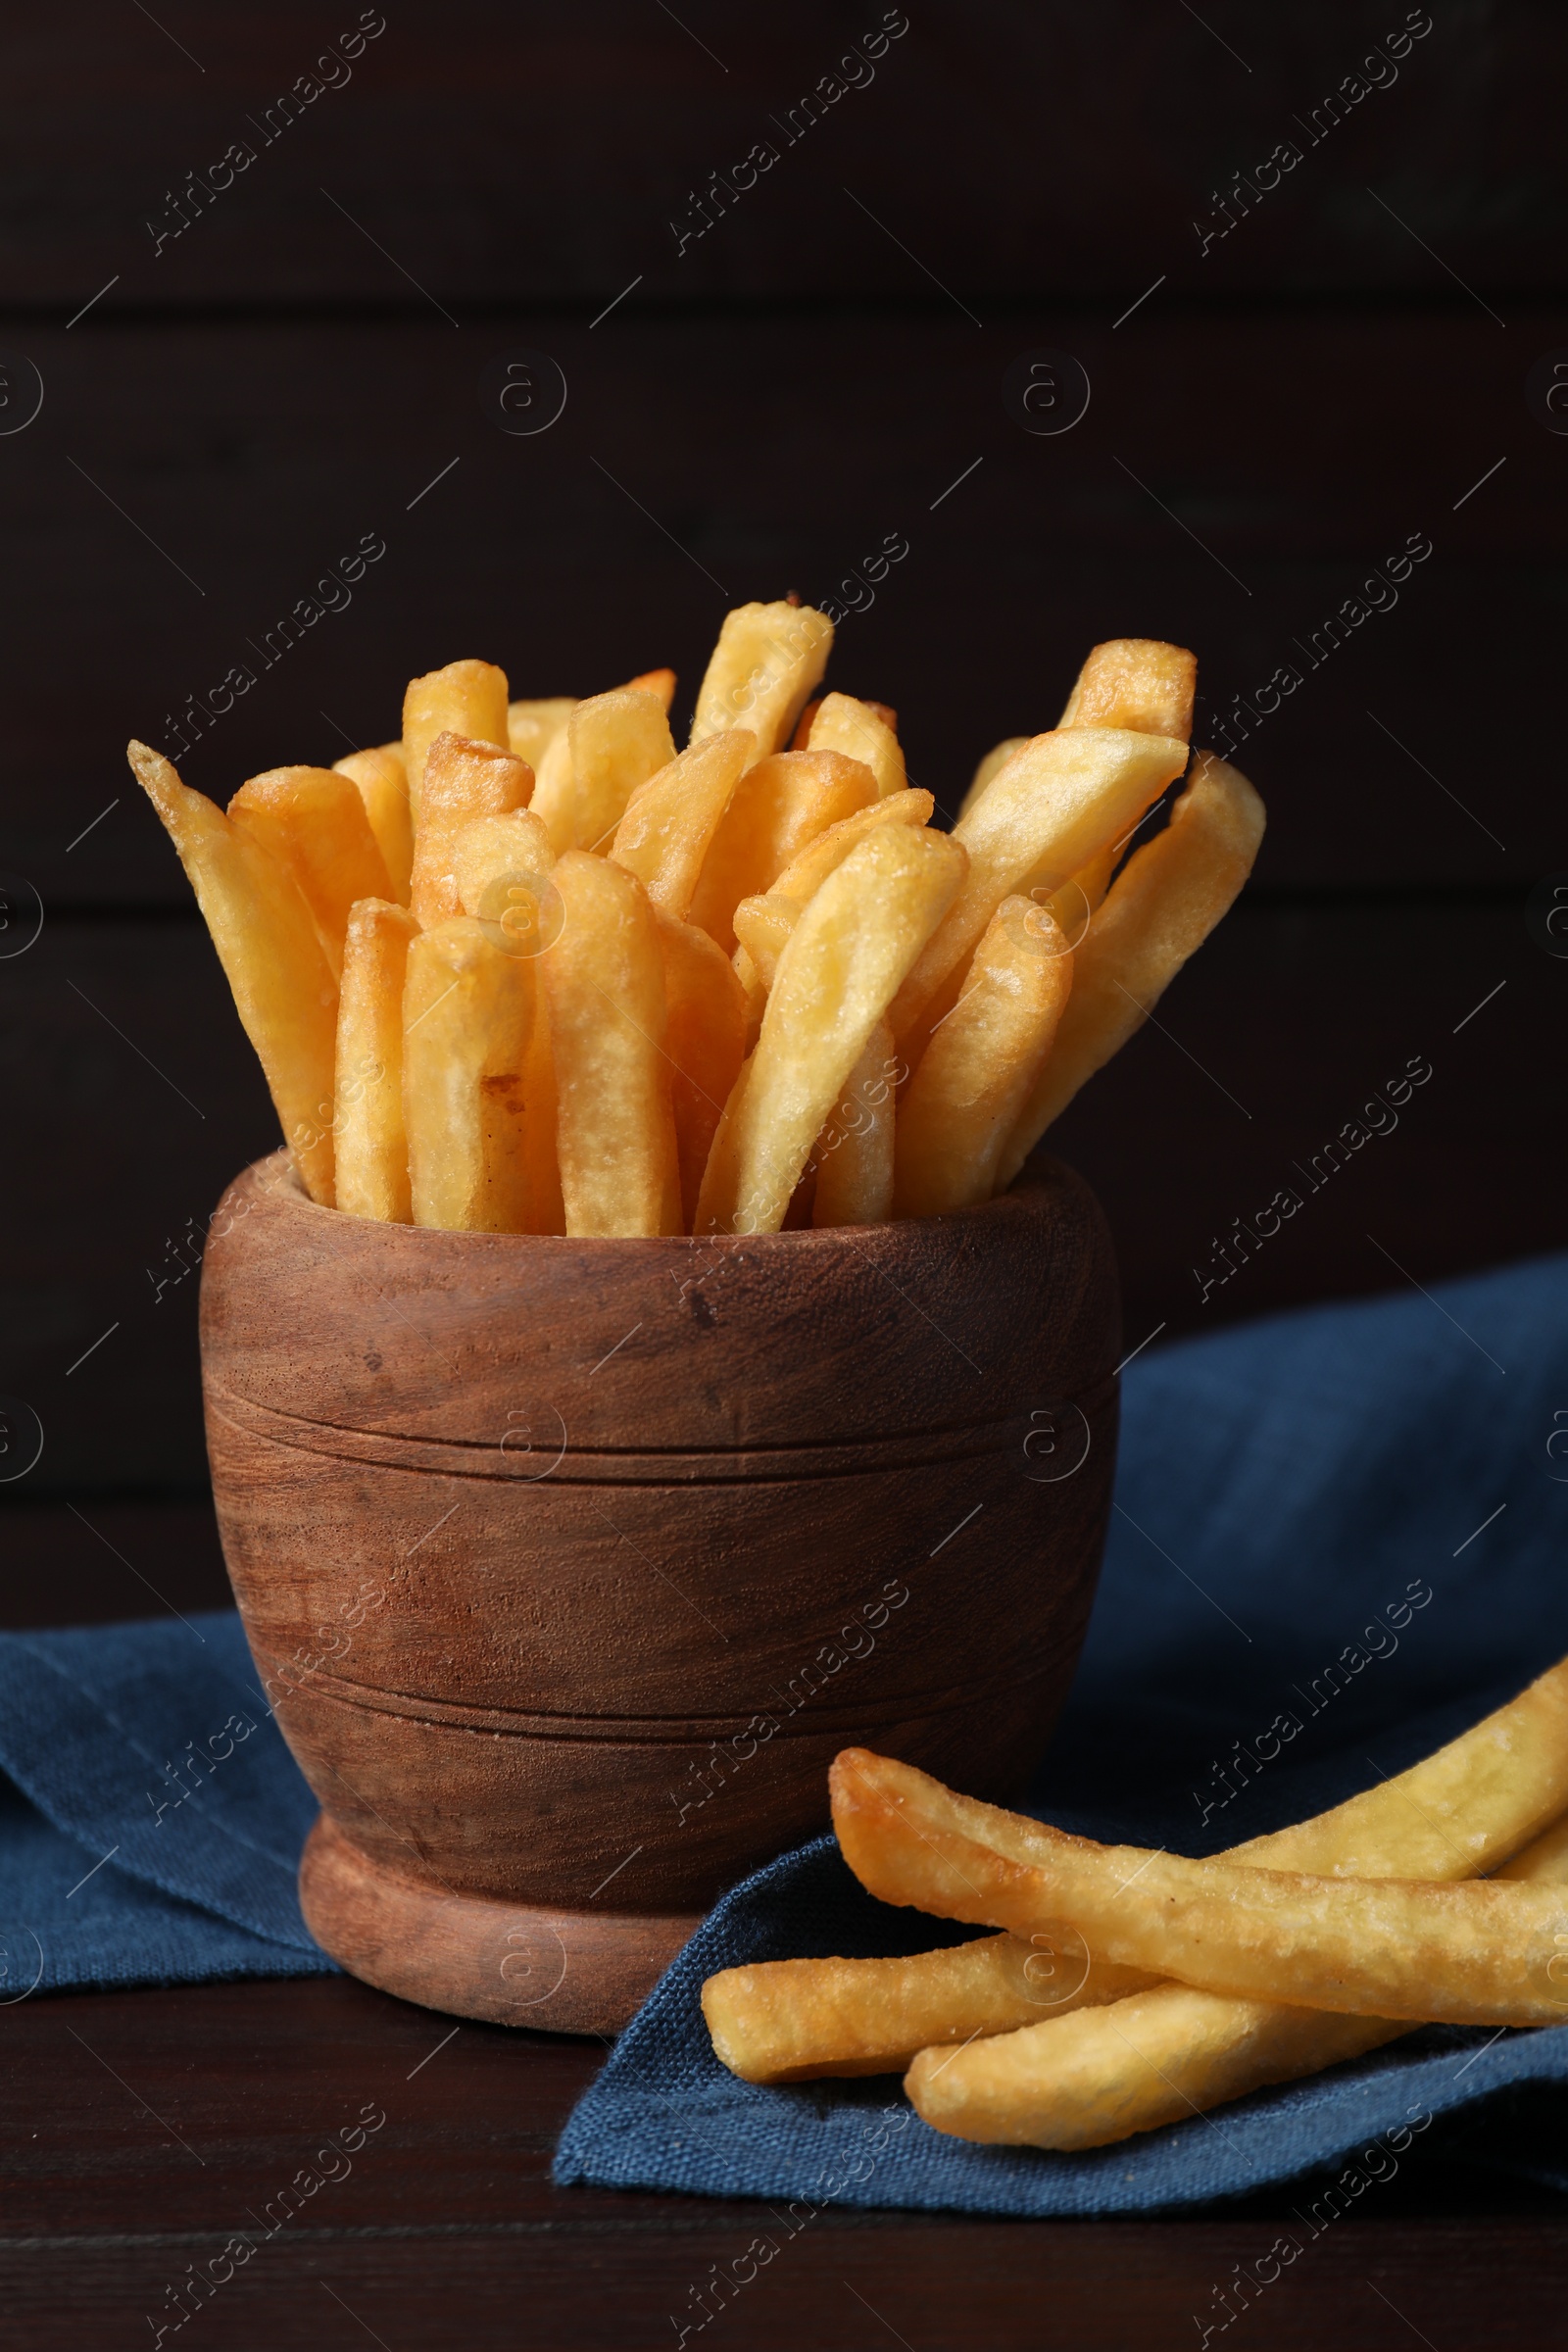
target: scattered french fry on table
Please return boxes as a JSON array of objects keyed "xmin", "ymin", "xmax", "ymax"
[{"xmin": 702, "ymin": 1657, "xmax": 1568, "ymax": 2134}]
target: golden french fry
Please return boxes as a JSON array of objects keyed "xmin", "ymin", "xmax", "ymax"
[
  {"xmin": 956, "ymin": 737, "xmax": 1030, "ymax": 825},
  {"xmin": 658, "ymin": 911, "xmax": 749, "ymax": 1231},
  {"xmin": 528, "ymin": 689, "xmax": 670, "ymax": 858},
  {"xmin": 450, "ymin": 809, "xmax": 566, "ymax": 1235},
  {"xmin": 890, "ymin": 728, "xmax": 1188, "ymax": 1058},
  {"xmin": 410, "ymin": 733, "xmax": 535, "ymax": 929},
  {"xmin": 915, "ymin": 1810, "xmax": 1568, "ymax": 2152},
  {"xmin": 528, "ymin": 724, "xmax": 573, "ymax": 847},
  {"xmin": 731, "ymin": 892, "xmax": 797, "ymax": 990},
  {"xmin": 334, "ymin": 899, "xmax": 419, "ymax": 1222},
  {"xmin": 622, "ymin": 665, "xmax": 676, "ymax": 710},
  {"xmin": 611, "ymin": 732, "xmax": 753, "ymax": 918},
  {"xmin": 451, "ymin": 809, "xmax": 555, "ymax": 930},
  {"xmin": 794, "ymin": 697, "xmax": 896, "ymax": 749},
  {"xmin": 333, "ymin": 746, "xmax": 414, "ymax": 907},
  {"xmin": 732, "ymin": 946, "xmax": 768, "ymax": 1056},
  {"xmin": 544, "ymin": 853, "xmax": 682, "ymax": 1237},
  {"xmin": 403, "ymin": 917, "xmax": 536, "ymax": 1233},
  {"xmin": 808, "ymin": 693, "xmax": 906, "ymax": 797},
  {"xmin": 810, "ymin": 1021, "xmax": 897, "ymax": 1227},
  {"xmin": 564, "ymin": 688, "xmax": 677, "ymax": 857},
  {"xmin": 738, "ymin": 1661, "xmax": 1568, "ymax": 2096},
  {"xmin": 894, "ymin": 898, "xmax": 1073, "ymax": 1215},
  {"xmin": 127, "ymin": 742, "xmax": 338, "ymax": 1205},
  {"xmin": 696, "ymin": 827, "xmax": 966, "ymax": 1236},
  {"xmin": 690, "ymin": 600, "xmax": 833, "ymax": 760},
  {"xmin": 832, "ymin": 1735, "xmax": 1568, "ymax": 2033},
  {"xmin": 1004, "ymin": 641, "xmax": 1197, "ymax": 937},
  {"xmin": 1058, "ymin": 637, "xmax": 1196, "ymax": 739},
  {"xmin": 227, "ymin": 766, "xmax": 392, "ymax": 980},
  {"xmin": 703, "ymin": 1934, "xmax": 1153, "ymax": 2086},
  {"xmin": 507, "ymin": 696, "xmax": 577, "ymax": 770},
  {"xmin": 994, "ymin": 753, "xmax": 1265, "ymax": 1190},
  {"xmin": 1041, "ymin": 841, "xmax": 1117, "ymax": 945},
  {"xmin": 402, "ymin": 659, "xmax": 509, "ymax": 822},
  {"xmin": 688, "ymin": 750, "xmax": 878, "ymax": 954},
  {"xmin": 769, "ymin": 790, "xmax": 934, "ymax": 908}
]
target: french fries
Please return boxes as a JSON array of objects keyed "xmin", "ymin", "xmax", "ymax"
[
  {"xmin": 890, "ymin": 727, "xmax": 1188, "ymax": 1063},
  {"xmin": 893, "ymin": 898, "xmax": 1073, "ymax": 1216},
  {"xmin": 335, "ymin": 899, "xmax": 419, "ymax": 1222},
  {"xmin": 956, "ymin": 736, "xmax": 1029, "ymax": 825},
  {"xmin": 622, "ymin": 665, "xmax": 677, "ymax": 710},
  {"xmin": 1058, "ymin": 637, "xmax": 1197, "ymax": 739},
  {"xmin": 794, "ymin": 696, "xmax": 896, "ymax": 749},
  {"xmin": 403, "ymin": 918, "xmax": 536, "ymax": 1233},
  {"xmin": 810, "ymin": 1021, "xmax": 898, "ymax": 1227},
  {"xmin": 688, "ymin": 749, "xmax": 878, "ymax": 954},
  {"xmin": 690, "ymin": 599, "xmax": 833, "ymax": 760},
  {"xmin": 451, "ymin": 809, "xmax": 556, "ymax": 938},
  {"xmin": 228, "ymin": 766, "xmax": 393, "ymax": 978},
  {"xmin": 127, "ymin": 741, "xmax": 339, "ymax": 1205},
  {"xmin": 767, "ymin": 789, "xmax": 935, "ymax": 907},
  {"xmin": 333, "ymin": 745, "xmax": 414, "ymax": 906},
  {"xmin": 697, "ymin": 827, "xmax": 966, "ymax": 1236},
  {"xmin": 402, "ymin": 659, "xmax": 510, "ymax": 823},
  {"xmin": 545, "ymin": 853, "xmax": 682, "ymax": 1237},
  {"xmin": 611, "ymin": 732, "xmax": 754, "ymax": 918},
  {"xmin": 409, "ymin": 733, "xmax": 535, "ymax": 929},
  {"xmin": 832, "ymin": 1726, "xmax": 1568, "ymax": 2028},
  {"xmin": 707, "ymin": 1658, "xmax": 1568, "ymax": 2091},
  {"xmin": 703, "ymin": 1934, "xmax": 1152, "ymax": 2085},
  {"xmin": 506, "ymin": 695, "xmax": 576, "ymax": 771},
  {"xmin": 659, "ymin": 911, "xmax": 749, "ymax": 1231},
  {"xmin": 133, "ymin": 610, "xmax": 1257, "ymax": 1241},
  {"xmin": 556, "ymin": 688, "xmax": 677, "ymax": 858},
  {"xmin": 994, "ymin": 754, "xmax": 1265, "ymax": 1190},
  {"xmin": 910, "ymin": 1805, "xmax": 1568, "ymax": 2153},
  {"xmin": 808, "ymin": 693, "xmax": 906, "ymax": 797}
]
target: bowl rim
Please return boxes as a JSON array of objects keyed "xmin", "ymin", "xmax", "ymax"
[{"xmin": 224, "ymin": 1148, "xmax": 1089, "ymax": 1256}]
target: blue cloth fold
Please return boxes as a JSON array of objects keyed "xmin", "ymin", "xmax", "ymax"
[
  {"xmin": 0, "ymin": 1610, "xmax": 333, "ymax": 1992},
  {"xmin": 554, "ymin": 1252, "xmax": 1568, "ymax": 2212},
  {"xmin": 4, "ymin": 1252, "xmax": 1567, "ymax": 2210}
]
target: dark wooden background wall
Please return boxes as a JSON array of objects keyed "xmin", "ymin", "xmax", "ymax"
[{"xmin": 2, "ymin": 2, "xmax": 1563, "ymax": 1625}]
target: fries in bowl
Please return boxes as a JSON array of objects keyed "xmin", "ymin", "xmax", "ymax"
[{"xmin": 131, "ymin": 615, "xmax": 1259, "ymax": 1235}]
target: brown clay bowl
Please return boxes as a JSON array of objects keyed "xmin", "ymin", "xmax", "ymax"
[{"xmin": 200, "ymin": 1150, "xmax": 1119, "ymax": 2033}]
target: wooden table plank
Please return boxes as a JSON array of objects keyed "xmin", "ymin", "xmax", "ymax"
[{"xmin": 1, "ymin": 1980, "xmax": 1562, "ymax": 2349}]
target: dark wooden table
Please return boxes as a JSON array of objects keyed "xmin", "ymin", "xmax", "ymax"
[
  {"xmin": 2, "ymin": 1504, "xmax": 1565, "ymax": 2348},
  {"xmin": 7, "ymin": 1972, "xmax": 1567, "ymax": 2351}
]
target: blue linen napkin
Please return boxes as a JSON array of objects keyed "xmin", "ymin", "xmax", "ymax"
[
  {"xmin": 0, "ymin": 1610, "xmax": 333, "ymax": 1993},
  {"xmin": 554, "ymin": 1251, "xmax": 1568, "ymax": 2213}
]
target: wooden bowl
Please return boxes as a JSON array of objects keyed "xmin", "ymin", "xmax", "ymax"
[{"xmin": 200, "ymin": 1150, "xmax": 1119, "ymax": 2034}]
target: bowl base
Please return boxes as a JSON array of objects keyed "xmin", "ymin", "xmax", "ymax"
[{"xmin": 299, "ymin": 1815, "xmax": 703, "ymax": 2035}]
